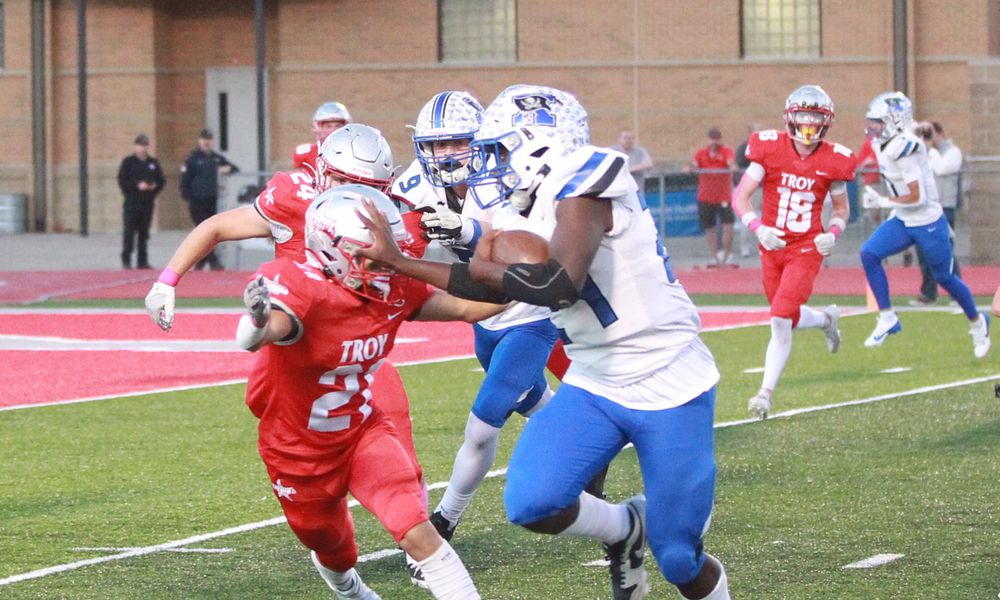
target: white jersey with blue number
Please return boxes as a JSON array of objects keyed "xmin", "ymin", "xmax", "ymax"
[
  {"xmin": 874, "ymin": 132, "xmax": 943, "ymax": 227},
  {"xmin": 392, "ymin": 159, "xmax": 551, "ymax": 331},
  {"xmin": 495, "ymin": 145, "xmax": 720, "ymax": 409}
]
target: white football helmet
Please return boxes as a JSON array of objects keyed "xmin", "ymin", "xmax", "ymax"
[
  {"xmin": 412, "ymin": 91, "xmax": 484, "ymax": 188},
  {"xmin": 865, "ymin": 91, "xmax": 913, "ymax": 143},
  {"xmin": 312, "ymin": 101, "xmax": 352, "ymax": 125},
  {"xmin": 304, "ymin": 184, "xmax": 411, "ymax": 303},
  {"xmin": 468, "ymin": 84, "xmax": 590, "ymax": 210},
  {"xmin": 316, "ymin": 124, "xmax": 395, "ymax": 194},
  {"xmin": 783, "ymin": 85, "xmax": 834, "ymax": 146}
]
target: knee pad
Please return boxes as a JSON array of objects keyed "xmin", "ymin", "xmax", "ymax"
[{"xmin": 770, "ymin": 317, "xmax": 793, "ymax": 345}]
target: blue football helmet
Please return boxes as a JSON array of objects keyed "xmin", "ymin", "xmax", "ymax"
[
  {"xmin": 412, "ymin": 91, "xmax": 484, "ymax": 188},
  {"xmin": 468, "ymin": 84, "xmax": 590, "ymax": 210}
]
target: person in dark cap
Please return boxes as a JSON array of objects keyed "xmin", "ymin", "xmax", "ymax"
[
  {"xmin": 117, "ymin": 133, "xmax": 165, "ymax": 269},
  {"xmin": 179, "ymin": 128, "xmax": 239, "ymax": 270}
]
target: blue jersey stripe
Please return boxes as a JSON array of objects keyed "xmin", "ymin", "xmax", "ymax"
[{"xmin": 557, "ymin": 151, "xmax": 607, "ymax": 200}]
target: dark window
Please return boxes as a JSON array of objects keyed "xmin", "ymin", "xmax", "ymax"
[{"xmin": 439, "ymin": 0, "xmax": 516, "ymax": 63}]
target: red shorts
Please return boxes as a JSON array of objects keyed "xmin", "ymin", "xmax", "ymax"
[
  {"xmin": 263, "ymin": 409, "xmax": 427, "ymax": 572},
  {"xmin": 371, "ymin": 361, "xmax": 423, "ymax": 484},
  {"xmin": 760, "ymin": 241, "xmax": 824, "ymax": 324}
]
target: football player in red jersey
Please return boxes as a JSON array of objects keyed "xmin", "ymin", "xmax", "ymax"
[
  {"xmin": 732, "ymin": 85, "xmax": 854, "ymax": 420},
  {"xmin": 237, "ymin": 185, "xmax": 495, "ymax": 599},
  {"xmin": 293, "ymin": 101, "xmax": 352, "ymax": 174}
]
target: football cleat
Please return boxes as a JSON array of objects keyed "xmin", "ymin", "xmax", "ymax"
[
  {"xmin": 404, "ymin": 553, "xmax": 430, "ymax": 590},
  {"xmin": 430, "ymin": 510, "xmax": 458, "ymax": 542},
  {"xmin": 864, "ymin": 312, "xmax": 902, "ymax": 348},
  {"xmin": 748, "ymin": 391, "xmax": 772, "ymax": 420},
  {"xmin": 822, "ymin": 305, "xmax": 841, "ymax": 353},
  {"xmin": 971, "ymin": 312, "xmax": 991, "ymax": 358},
  {"xmin": 604, "ymin": 495, "xmax": 649, "ymax": 600},
  {"xmin": 311, "ymin": 552, "xmax": 382, "ymax": 600}
]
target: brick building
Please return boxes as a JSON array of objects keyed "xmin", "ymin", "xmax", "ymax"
[{"xmin": 1, "ymin": 0, "xmax": 998, "ymax": 257}]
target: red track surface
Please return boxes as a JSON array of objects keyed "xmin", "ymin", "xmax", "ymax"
[
  {"xmin": 1, "ymin": 266, "xmax": 997, "ymax": 305},
  {"xmin": 0, "ymin": 311, "xmax": 767, "ymax": 409}
]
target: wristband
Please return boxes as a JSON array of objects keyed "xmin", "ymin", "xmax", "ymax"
[
  {"xmin": 158, "ymin": 268, "xmax": 181, "ymax": 287},
  {"xmin": 828, "ymin": 217, "xmax": 847, "ymax": 239},
  {"xmin": 740, "ymin": 211, "xmax": 762, "ymax": 232}
]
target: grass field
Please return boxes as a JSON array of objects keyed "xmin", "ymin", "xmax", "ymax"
[{"xmin": 2, "ymin": 310, "xmax": 998, "ymax": 599}]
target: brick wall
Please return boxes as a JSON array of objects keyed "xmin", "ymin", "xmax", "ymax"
[
  {"xmin": 2, "ymin": 0, "xmax": 998, "ymax": 238},
  {"xmin": 967, "ymin": 59, "xmax": 1000, "ymax": 262}
]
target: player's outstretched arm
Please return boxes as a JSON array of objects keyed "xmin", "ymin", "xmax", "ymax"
[
  {"xmin": 354, "ymin": 199, "xmax": 454, "ymax": 290},
  {"xmin": 144, "ymin": 206, "xmax": 270, "ymax": 331},
  {"xmin": 411, "ymin": 289, "xmax": 509, "ymax": 323}
]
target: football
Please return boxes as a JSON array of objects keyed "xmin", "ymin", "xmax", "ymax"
[{"xmin": 489, "ymin": 229, "xmax": 550, "ymax": 264}]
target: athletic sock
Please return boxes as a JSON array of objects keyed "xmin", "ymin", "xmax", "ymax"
[
  {"xmin": 417, "ymin": 541, "xmax": 481, "ymax": 600},
  {"xmin": 796, "ymin": 305, "xmax": 826, "ymax": 329},
  {"xmin": 560, "ymin": 492, "xmax": 630, "ymax": 544},
  {"xmin": 436, "ymin": 415, "xmax": 501, "ymax": 526},
  {"xmin": 761, "ymin": 317, "xmax": 793, "ymax": 392}
]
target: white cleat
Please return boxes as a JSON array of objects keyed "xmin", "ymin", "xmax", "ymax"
[
  {"xmin": 971, "ymin": 312, "xmax": 991, "ymax": 358},
  {"xmin": 822, "ymin": 305, "xmax": 841, "ymax": 353},
  {"xmin": 864, "ymin": 312, "xmax": 901, "ymax": 348},
  {"xmin": 748, "ymin": 391, "xmax": 772, "ymax": 420}
]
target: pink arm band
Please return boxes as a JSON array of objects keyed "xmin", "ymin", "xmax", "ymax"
[
  {"xmin": 158, "ymin": 268, "xmax": 181, "ymax": 286},
  {"xmin": 829, "ymin": 224, "xmax": 843, "ymax": 238},
  {"xmin": 747, "ymin": 218, "xmax": 762, "ymax": 232}
]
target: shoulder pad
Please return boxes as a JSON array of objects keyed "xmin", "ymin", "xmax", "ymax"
[
  {"xmin": 883, "ymin": 133, "xmax": 922, "ymax": 161},
  {"xmin": 548, "ymin": 146, "xmax": 631, "ymax": 201}
]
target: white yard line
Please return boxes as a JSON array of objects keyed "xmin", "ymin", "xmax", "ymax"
[
  {"xmin": 3, "ymin": 376, "xmax": 997, "ymax": 587},
  {"xmin": 842, "ymin": 553, "xmax": 905, "ymax": 569}
]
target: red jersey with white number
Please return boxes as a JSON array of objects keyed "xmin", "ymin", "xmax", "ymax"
[
  {"xmin": 746, "ymin": 131, "xmax": 856, "ymax": 246},
  {"xmin": 253, "ymin": 170, "xmax": 318, "ymax": 260},
  {"xmin": 246, "ymin": 258, "xmax": 433, "ymax": 475},
  {"xmin": 292, "ymin": 142, "xmax": 319, "ymax": 174}
]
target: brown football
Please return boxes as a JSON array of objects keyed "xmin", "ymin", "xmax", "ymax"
[{"xmin": 489, "ymin": 229, "xmax": 550, "ymax": 264}]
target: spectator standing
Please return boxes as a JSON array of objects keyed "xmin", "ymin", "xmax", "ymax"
[
  {"xmin": 687, "ymin": 127, "xmax": 736, "ymax": 267},
  {"xmin": 911, "ymin": 121, "xmax": 963, "ymax": 305},
  {"xmin": 611, "ymin": 129, "xmax": 654, "ymax": 193},
  {"xmin": 117, "ymin": 134, "xmax": 165, "ymax": 270},
  {"xmin": 179, "ymin": 129, "xmax": 238, "ymax": 270}
]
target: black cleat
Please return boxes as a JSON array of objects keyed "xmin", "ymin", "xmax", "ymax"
[
  {"xmin": 429, "ymin": 510, "xmax": 457, "ymax": 542},
  {"xmin": 604, "ymin": 495, "xmax": 649, "ymax": 600}
]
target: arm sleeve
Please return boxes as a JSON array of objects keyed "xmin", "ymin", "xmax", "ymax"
[
  {"xmin": 117, "ymin": 159, "xmax": 133, "ymax": 194},
  {"xmin": 153, "ymin": 161, "xmax": 166, "ymax": 192},
  {"xmin": 180, "ymin": 157, "xmax": 193, "ymax": 199}
]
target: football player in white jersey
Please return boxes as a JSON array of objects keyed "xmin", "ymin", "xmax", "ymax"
[
  {"xmin": 357, "ymin": 85, "xmax": 730, "ymax": 600},
  {"xmin": 392, "ymin": 91, "xmax": 566, "ymax": 587},
  {"xmin": 860, "ymin": 92, "xmax": 990, "ymax": 357}
]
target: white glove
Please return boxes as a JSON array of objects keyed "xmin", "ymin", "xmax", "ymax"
[
  {"xmin": 862, "ymin": 185, "xmax": 889, "ymax": 209},
  {"xmin": 144, "ymin": 282, "xmax": 175, "ymax": 332},
  {"xmin": 754, "ymin": 225, "xmax": 787, "ymax": 251},
  {"xmin": 243, "ymin": 275, "xmax": 271, "ymax": 328},
  {"xmin": 419, "ymin": 207, "xmax": 474, "ymax": 245},
  {"xmin": 814, "ymin": 232, "xmax": 836, "ymax": 256}
]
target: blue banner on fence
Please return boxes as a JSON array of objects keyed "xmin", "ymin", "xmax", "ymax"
[{"xmin": 643, "ymin": 179, "xmax": 860, "ymax": 239}]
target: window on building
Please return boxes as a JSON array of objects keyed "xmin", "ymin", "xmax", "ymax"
[
  {"xmin": 439, "ymin": 0, "xmax": 516, "ymax": 63},
  {"xmin": 741, "ymin": 0, "xmax": 821, "ymax": 58}
]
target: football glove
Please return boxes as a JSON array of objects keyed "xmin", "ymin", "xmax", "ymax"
[
  {"xmin": 243, "ymin": 275, "xmax": 271, "ymax": 328},
  {"xmin": 144, "ymin": 282, "xmax": 175, "ymax": 332},
  {"xmin": 814, "ymin": 232, "xmax": 836, "ymax": 256},
  {"xmin": 862, "ymin": 185, "xmax": 890, "ymax": 209},
  {"xmin": 754, "ymin": 225, "xmax": 787, "ymax": 251},
  {"xmin": 419, "ymin": 206, "xmax": 474, "ymax": 245}
]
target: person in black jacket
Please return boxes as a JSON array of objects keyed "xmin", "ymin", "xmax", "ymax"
[
  {"xmin": 118, "ymin": 134, "xmax": 166, "ymax": 269},
  {"xmin": 179, "ymin": 129, "xmax": 238, "ymax": 270}
]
